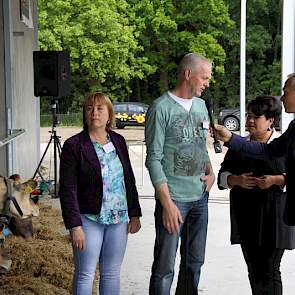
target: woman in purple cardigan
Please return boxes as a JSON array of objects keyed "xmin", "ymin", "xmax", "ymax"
[{"xmin": 59, "ymin": 92, "xmax": 142, "ymax": 295}]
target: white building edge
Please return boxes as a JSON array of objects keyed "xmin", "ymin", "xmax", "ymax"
[
  {"xmin": 0, "ymin": 0, "xmax": 39, "ymax": 178},
  {"xmin": 281, "ymin": 0, "xmax": 295, "ymax": 131}
]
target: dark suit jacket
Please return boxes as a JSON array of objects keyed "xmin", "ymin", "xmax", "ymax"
[
  {"xmin": 225, "ymin": 119, "xmax": 295, "ymax": 225},
  {"xmin": 218, "ymin": 147, "xmax": 295, "ymax": 249},
  {"xmin": 58, "ymin": 130, "xmax": 142, "ymax": 229}
]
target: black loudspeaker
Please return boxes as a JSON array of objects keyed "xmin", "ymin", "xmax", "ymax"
[{"xmin": 33, "ymin": 51, "xmax": 71, "ymax": 97}]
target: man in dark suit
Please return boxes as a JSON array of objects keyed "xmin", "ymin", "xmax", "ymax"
[{"xmin": 214, "ymin": 73, "xmax": 295, "ymax": 225}]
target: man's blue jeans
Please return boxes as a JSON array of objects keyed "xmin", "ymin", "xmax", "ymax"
[
  {"xmin": 72, "ymin": 215, "xmax": 128, "ymax": 295},
  {"xmin": 149, "ymin": 192, "xmax": 209, "ymax": 295}
]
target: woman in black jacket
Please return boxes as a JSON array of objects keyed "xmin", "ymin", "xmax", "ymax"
[
  {"xmin": 218, "ymin": 95, "xmax": 295, "ymax": 295},
  {"xmin": 59, "ymin": 92, "xmax": 142, "ymax": 295}
]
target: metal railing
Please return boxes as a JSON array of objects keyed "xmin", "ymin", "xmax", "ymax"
[
  {"xmin": 126, "ymin": 140, "xmax": 145, "ymax": 189},
  {"xmin": 0, "ymin": 129, "xmax": 26, "ymax": 148}
]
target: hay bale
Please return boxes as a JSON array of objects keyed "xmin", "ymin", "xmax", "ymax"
[{"xmin": 0, "ymin": 203, "xmax": 73, "ymax": 295}]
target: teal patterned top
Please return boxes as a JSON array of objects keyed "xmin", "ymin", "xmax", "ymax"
[
  {"xmin": 84, "ymin": 136, "xmax": 128, "ymax": 225},
  {"xmin": 145, "ymin": 93, "xmax": 211, "ymax": 202}
]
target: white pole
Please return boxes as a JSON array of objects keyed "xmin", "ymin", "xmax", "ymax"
[
  {"xmin": 240, "ymin": 0, "xmax": 246, "ymax": 136},
  {"xmin": 281, "ymin": 0, "xmax": 295, "ymax": 132},
  {"xmin": 3, "ymin": 0, "xmax": 14, "ymax": 175}
]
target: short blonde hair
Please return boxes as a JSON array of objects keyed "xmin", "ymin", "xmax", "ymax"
[{"xmin": 83, "ymin": 92, "xmax": 115, "ymax": 131}]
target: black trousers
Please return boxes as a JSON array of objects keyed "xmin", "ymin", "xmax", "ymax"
[{"xmin": 241, "ymin": 243, "xmax": 284, "ymax": 295}]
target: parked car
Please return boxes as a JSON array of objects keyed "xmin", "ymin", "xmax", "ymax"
[
  {"xmin": 113, "ymin": 102, "xmax": 149, "ymax": 129},
  {"xmin": 218, "ymin": 107, "xmax": 240, "ymax": 131},
  {"xmin": 218, "ymin": 106, "xmax": 281, "ymax": 131}
]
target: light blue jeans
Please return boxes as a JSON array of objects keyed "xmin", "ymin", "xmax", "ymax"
[
  {"xmin": 149, "ymin": 192, "xmax": 209, "ymax": 295},
  {"xmin": 72, "ymin": 215, "xmax": 128, "ymax": 295}
]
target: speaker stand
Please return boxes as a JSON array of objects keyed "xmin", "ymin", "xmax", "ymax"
[{"xmin": 33, "ymin": 98, "xmax": 62, "ymax": 198}]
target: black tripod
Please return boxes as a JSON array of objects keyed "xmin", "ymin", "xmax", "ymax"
[{"xmin": 33, "ymin": 98, "xmax": 62, "ymax": 198}]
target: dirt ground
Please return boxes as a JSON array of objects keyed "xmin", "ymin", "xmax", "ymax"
[
  {"xmin": 40, "ymin": 126, "xmax": 215, "ymax": 150},
  {"xmin": 0, "ymin": 199, "xmax": 73, "ymax": 295},
  {"xmin": 40, "ymin": 126, "xmax": 145, "ymax": 143}
]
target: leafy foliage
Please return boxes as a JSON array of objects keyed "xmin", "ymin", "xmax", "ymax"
[
  {"xmin": 38, "ymin": 0, "xmax": 282, "ymax": 115},
  {"xmin": 211, "ymin": 0, "xmax": 283, "ymax": 112},
  {"xmin": 38, "ymin": 0, "xmax": 152, "ymax": 112}
]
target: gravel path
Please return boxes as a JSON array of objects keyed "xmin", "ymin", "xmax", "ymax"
[{"xmin": 40, "ymin": 126, "xmax": 145, "ymax": 143}]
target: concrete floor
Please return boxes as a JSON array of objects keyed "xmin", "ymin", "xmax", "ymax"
[
  {"xmin": 122, "ymin": 198, "xmax": 295, "ymax": 294},
  {"xmin": 40, "ymin": 127, "xmax": 295, "ymax": 294},
  {"xmin": 121, "ymin": 140, "xmax": 295, "ymax": 294}
]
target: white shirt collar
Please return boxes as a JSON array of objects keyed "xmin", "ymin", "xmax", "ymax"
[
  {"xmin": 246, "ymin": 128, "xmax": 279, "ymax": 143},
  {"xmin": 168, "ymin": 91, "xmax": 193, "ymax": 111}
]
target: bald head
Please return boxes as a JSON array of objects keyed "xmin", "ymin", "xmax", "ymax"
[
  {"xmin": 286, "ymin": 73, "xmax": 295, "ymax": 90},
  {"xmin": 172, "ymin": 53, "xmax": 212, "ymax": 98},
  {"xmin": 178, "ymin": 53, "xmax": 212, "ymax": 77}
]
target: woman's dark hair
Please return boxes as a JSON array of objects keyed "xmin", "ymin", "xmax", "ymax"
[{"xmin": 247, "ymin": 95, "xmax": 282, "ymax": 126}]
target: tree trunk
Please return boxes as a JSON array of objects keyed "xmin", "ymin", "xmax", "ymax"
[
  {"xmin": 135, "ymin": 79, "xmax": 141, "ymax": 102},
  {"xmin": 159, "ymin": 70, "xmax": 168, "ymax": 93}
]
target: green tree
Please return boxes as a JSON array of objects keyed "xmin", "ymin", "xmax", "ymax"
[
  {"xmin": 128, "ymin": 0, "xmax": 233, "ymax": 102},
  {"xmin": 38, "ymin": 0, "xmax": 153, "ymax": 112},
  {"xmin": 38, "ymin": 0, "xmax": 283, "ymax": 116},
  {"xmin": 211, "ymin": 0, "xmax": 283, "ymax": 112}
]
